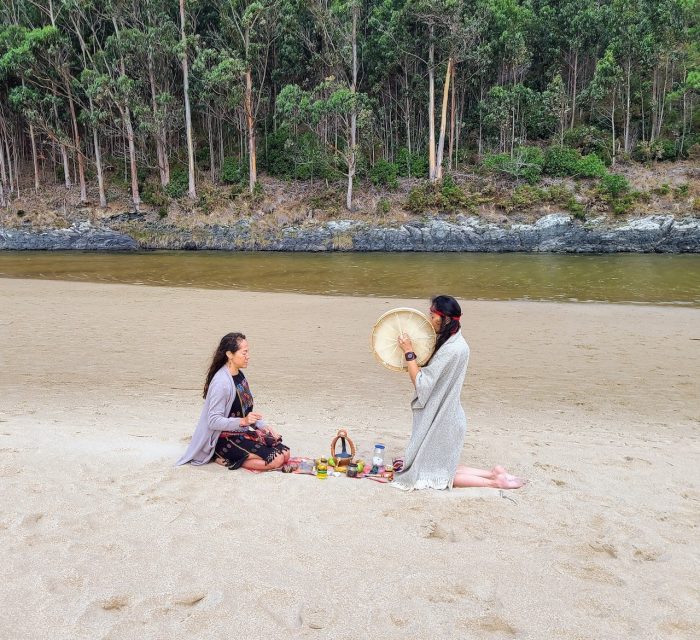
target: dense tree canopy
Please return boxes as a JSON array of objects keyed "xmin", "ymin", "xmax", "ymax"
[{"xmin": 0, "ymin": 0, "xmax": 697, "ymax": 210}]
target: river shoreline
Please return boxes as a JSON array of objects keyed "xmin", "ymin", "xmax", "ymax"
[{"xmin": 1, "ymin": 212, "xmax": 700, "ymax": 253}]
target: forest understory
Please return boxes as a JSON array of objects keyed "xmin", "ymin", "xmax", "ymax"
[{"xmin": 1, "ymin": 159, "xmax": 698, "ymax": 236}]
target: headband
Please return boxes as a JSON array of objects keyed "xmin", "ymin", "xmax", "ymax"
[{"xmin": 430, "ymin": 307, "xmax": 462, "ymax": 322}]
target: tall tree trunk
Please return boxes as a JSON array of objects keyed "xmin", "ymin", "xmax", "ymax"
[
  {"xmin": 88, "ymin": 94, "xmax": 107, "ymax": 208},
  {"xmin": 570, "ymin": 49, "xmax": 578, "ymax": 129},
  {"xmin": 29, "ymin": 121, "xmax": 40, "ymax": 193},
  {"xmin": 208, "ymin": 111, "xmax": 216, "ymax": 183},
  {"xmin": 624, "ymin": 58, "xmax": 631, "ymax": 153},
  {"xmin": 404, "ymin": 64, "xmax": 411, "ymax": 177},
  {"xmin": 346, "ymin": 4, "xmax": 358, "ymax": 211},
  {"xmin": 0, "ymin": 131, "xmax": 8, "ymax": 206},
  {"xmin": 448, "ymin": 61, "xmax": 456, "ymax": 171},
  {"xmin": 218, "ymin": 115, "xmax": 225, "ymax": 174},
  {"xmin": 436, "ymin": 57, "xmax": 452, "ymax": 180},
  {"xmin": 52, "ymin": 92, "xmax": 71, "ymax": 188},
  {"xmin": 244, "ymin": 68, "xmax": 257, "ymax": 194},
  {"xmin": 179, "ymin": 0, "xmax": 197, "ymax": 200},
  {"xmin": 65, "ymin": 80, "xmax": 87, "ymax": 202},
  {"xmin": 428, "ymin": 25, "xmax": 436, "ymax": 182},
  {"xmin": 3, "ymin": 131, "xmax": 14, "ymax": 195},
  {"xmin": 148, "ymin": 53, "xmax": 170, "ymax": 187},
  {"xmin": 611, "ymin": 87, "xmax": 617, "ymax": 166}
]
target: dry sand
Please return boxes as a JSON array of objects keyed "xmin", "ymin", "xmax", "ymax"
[{"xmin": 0, "ymin": 278, "xmax": 698, "ymax": 640}]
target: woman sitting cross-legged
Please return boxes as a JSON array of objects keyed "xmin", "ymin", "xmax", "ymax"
[{"xmin": 176, "ymin": 332, "xmax": 290, "ymax": 471}]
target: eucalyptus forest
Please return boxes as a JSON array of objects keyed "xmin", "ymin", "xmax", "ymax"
[{"xmin": 0, "ymin": 0, "xmax": 697, "ymax": 214}]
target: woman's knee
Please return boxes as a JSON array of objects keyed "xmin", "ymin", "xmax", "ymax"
[{"xmin": 264, "ymin": 453, "xmax": 286, "ymax": 469}]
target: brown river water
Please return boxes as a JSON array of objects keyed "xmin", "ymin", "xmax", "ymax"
[{"xmin": 0, "ymin": 251, "xmax": 698, "ymax": 306}]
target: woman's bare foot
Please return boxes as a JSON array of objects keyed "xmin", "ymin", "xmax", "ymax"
[
  {"xmin": 495, "ymin": 473, "xmax": 526, "ymax": 489},
  {"xmin": 492, "ymin": 465, "xmax": 508, "ymax": 477},
  {"xmin": 214, "ymin": 456, "xmax": 227, "ymax": 466}
]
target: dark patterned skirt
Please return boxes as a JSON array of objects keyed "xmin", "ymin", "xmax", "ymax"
[{"xmin": 215, "ymin": 432, "xmax": 289, "ymax": 467}]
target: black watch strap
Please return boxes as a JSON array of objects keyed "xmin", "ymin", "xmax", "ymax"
[{"xmin": 405, "ymin": 351, "xmax": 417, "ymax": 361}]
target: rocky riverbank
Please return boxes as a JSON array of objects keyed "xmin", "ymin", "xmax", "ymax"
[{"xmin": 1, "ymin": 213, "xmax": 699, "ymax": 253}]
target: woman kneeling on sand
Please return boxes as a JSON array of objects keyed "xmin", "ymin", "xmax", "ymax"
[
  {"xmin": 392, "ymin": 295, "xmax": 525, "ymax": 491},
  {"xmin": 176, "ymin": 332, "xmax": 290, "ymax": 471}
]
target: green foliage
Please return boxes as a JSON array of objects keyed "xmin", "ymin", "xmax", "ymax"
[
  {"xmin": 376, "ymin": 197, "xmax": 391, "ymax": 215},
  {"xmin": 482, "ymin": 147, "xmax": 544, "ymax": 184},
  {"xmin": 396, "ymin": 148, "xmax": 428, "ymax": 179},
  {"xmin": 632, "ymin": 139, "xmax": 678, "ymax": 162},
  {"xmin": 600, "ymin": 173, "xmax": 630, "ymax": 198},
  {"xmin": 369, "ymin": 159, "xmax": 399, "ymax": 189},
  {"xmin": 263, "ymin": 129, "xmax": 341, "ymax": 181},
  {"xmin": 405, "ymin": 176, "xmax": 475, "ymax": 214},
  {"xmin": 544, "ymin": 146, "xmax": 581, "ymax": 177},
  {"xmin": 565, "ymin": 198, "xmax": 586, "ymax": 219},
  {"xmin": 652, "ymin": 183, "xmax": 671, "ymax": 196},
  {"xmin": 164, "ymin": 166, "xmax": 189, "ymax": 199},
  {"xmin": 221, "ymin": 157, "xmax": 247, "ymax": 185},
  {"xmin": 563, "ymin": 126, "xmax": 613, "ymax": 165},
  {"xmin": 673, "ymin": 183, "xmax": 689, "ymax": 198},
  {"xmin": 575, "ymin": 154, "xmax": 607, "ymax": 178}
]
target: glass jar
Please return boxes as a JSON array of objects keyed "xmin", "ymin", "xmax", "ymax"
[{"xmin": 372, "ymin": 443, "xmax": 385, "ymax": 468}]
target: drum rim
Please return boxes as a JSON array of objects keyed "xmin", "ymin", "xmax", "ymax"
[{"xmin": 370, "ymin": 307, "xmax": 436, "ymax": 372}]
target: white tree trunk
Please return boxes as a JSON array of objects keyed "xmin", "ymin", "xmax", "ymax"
[
  {"xmin": 180, "ymin": 0, "xmax": 197, "ymax": 200},
  {"xmin": 436, "ymin": 57, "xmax": 452, "ymax": 180}
]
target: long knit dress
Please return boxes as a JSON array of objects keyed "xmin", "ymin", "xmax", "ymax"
[{"xmin": 392, "ymin": 332, "xmax": 470, "ymax": 490}]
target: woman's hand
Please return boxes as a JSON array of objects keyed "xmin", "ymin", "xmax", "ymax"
[
  {"xmin": 242, "ymin": 412, "xmax": 264, "ymax": 427},
  {"xmin": 398, "ymin": 333, "xmax": 414, "ymax": 354},
  {"xmin": 263, "ymin": 425, "xmax": 281, "ymax": 439}
]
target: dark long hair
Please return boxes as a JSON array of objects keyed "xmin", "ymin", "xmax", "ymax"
[
  {"xmin": 203, "ymin": 332, "xmax": 246, "ymax": 398},
  {"xmin": 426, "ymin": 295, "xmax": 462, "ymax": 364}
]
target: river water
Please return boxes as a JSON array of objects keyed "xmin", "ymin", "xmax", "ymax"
[{"xmin": 1, "ymin": 251, "xmax": 699, "ymax": 306}]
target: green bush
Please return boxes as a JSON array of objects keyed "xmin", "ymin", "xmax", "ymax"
[
  {"xmin": 544, "ymin": 146, "xmax": 581, "ymax": 176},
  {"xmin": 632, "ymin": 139, "xmax": 678, "ymax": 162},
  {"xmin": 164, "ymin": 166, "xmax": 189, "ymax": 198},
  {"xmin": 575, "ymin": 154, "xmax": 607, "ymax": 178},
  {"xmin": 369, "ymin": 159, "xmax": 399, "ymax": 189},
  {"xmin": 141, "ymin": 183, "xmax": 169, "ymax": 211},
  {"xmin": 563, "ymin": 126, "xmax": 612, "ymax": 164},
  {"xmin": 405, "ymin": 177, "xmax": 475, "ymax": 213},
  {"xmin": 482, "ymin": 146, "xmax": 544, "ymax": 184},
  {"xmin": 687, "ymin": 143, "xmax": 700, "ymax": 161},
  {"xmin": 376, "ymin": 197, "xmax": 391, "ymax": 215},
  {"xmin": 673, "ymin": 183, "xmax": 689, "ymax": 198},
  {"xmin": 612, "ymin": 195, "xmax": 636, "ymax": 215},
  {"xmin": 565, "ymin": 198, "xmax": 585, "ymax": 219},
  {"xmin": 600, "ymin": 173, "xmax": 630, "ymax": 198},
  {"xmin": 221, "ymin": 157, "xmax": 246, "ymax": 185},
  {"xmin": 264, "ymin": 129, "xmax": 342, "ymax": 181},
  {"xmin": 506, "ymin": 184, "xmax": 546, "ymax": 211},
  {"xmin": 396, "ymin": 148, "xmax": 429, "ymax": 178},
  {"xmin": 652, "ymin": 183, "xmax": 671, "ymax": 196}
]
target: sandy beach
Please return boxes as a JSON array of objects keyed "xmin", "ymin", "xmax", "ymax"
[{"xmin": 1, "ymin": 278, "xmax": 698, "ymax": 640}]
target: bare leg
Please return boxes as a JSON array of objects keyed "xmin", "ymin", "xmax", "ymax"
[
  {"xmin": 457, "ymin": 465, "xmax": 506, "ymax": 478},
  {"xmin": 242, "ymin": 452, "xmax": 286, "ymax": 472},
  {"xmin": 453, "ymin": 469, "xmax": 526, "ymax": 489}
]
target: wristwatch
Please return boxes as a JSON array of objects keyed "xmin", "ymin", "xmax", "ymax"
[{"xmin": 404, "ymin": 351, "xmax": 417, "ymax": 361}]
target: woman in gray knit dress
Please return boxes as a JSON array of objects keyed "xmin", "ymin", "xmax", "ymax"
[{"xmin": 392, "ymin": 295, "xmax": 526, "ymax": 491}]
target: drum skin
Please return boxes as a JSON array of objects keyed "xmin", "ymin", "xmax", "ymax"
[{"xmin": 371, "ymin": 308, "xmax": 436, "ymax": 371}]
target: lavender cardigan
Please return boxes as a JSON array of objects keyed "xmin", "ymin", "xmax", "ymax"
[{"xmin": 176, "ymin": 365, "xmax": 264, "ymax": 466}]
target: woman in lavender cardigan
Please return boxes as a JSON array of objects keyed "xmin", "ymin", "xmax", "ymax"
[{"xmin": 176, "ymin": 332, "xmax": 290, "ymax": 471}]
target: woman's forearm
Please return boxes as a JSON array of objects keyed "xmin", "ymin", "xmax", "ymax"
[{"xmin": 407, "ymin": 360, "xmax": 420, "ymax": 386}]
